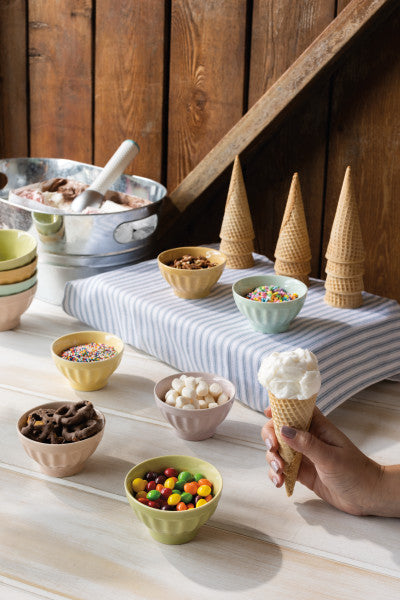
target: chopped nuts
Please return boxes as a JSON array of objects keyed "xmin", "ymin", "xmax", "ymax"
[{"xmin": 167, "ymin": 255, "xmax": 216, "ymax": 269}]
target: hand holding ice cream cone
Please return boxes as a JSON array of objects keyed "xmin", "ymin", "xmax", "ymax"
[{"xmin": 258, "ymin": 348, "xmax": 321, "ymax": 496}]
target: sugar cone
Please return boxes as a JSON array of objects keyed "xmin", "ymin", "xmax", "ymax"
[
  {"xmin": 325, "ymin": 167, "xmax": 365, "ymax": 263},
  {"xmin": 268, "ymin": 391, "xmax": 317, "ymax": 496},
  {"xmin": 274, "ymin": 173, "xmax": 312, "ymax": 264},
  {"xmin": 274, "ymin": 258, "xmax": 310, "ymax": 285},
  {"xmin": 224, "ymin": 252, "xmax": 254, "ymax": 269},
  {"xmin": 220, "ymin": 156, "xmax": 255, "ymax": 242},
  {"xmin": 220, "ymin": 238, "xmax": 254, "ymax": 255},
  {"xmin": 325, "ymin": 273, "xmax": 363, "ymax": 294},
  {"xmin": 325, "ymin": 259, "xmax": 364, "ymax": 278},
  {"xmin": 324, "ymin": 290, "xmax": 362, "ymax": 309}
]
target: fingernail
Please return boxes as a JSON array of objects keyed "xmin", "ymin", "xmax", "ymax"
[
  {"xmin": 272, "ymin": 476, "xmax": 279, "ymax": 487},
  {"xmin": 281, "ymin": 426, "xmax": 297, "ymax": 439},
  {"xmin": 271, "ymin": 460, "xmax": 279, "ymax": 473},
  {"xmin": 265, "ymin": 438, "xmax": 272, "ymax": 451}
]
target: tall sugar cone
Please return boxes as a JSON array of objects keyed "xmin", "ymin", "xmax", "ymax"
[
  {"xmin": 274, "ymin": 173, "xmax": 312, "ymax": 266},
  {"xmin": 219, "ymin": 156, "xmax": 255, "ymax": 243},
  {"xmin": 268, "ymin": 390, "xmax": 317, "ymax": 496},
  {"xmin": 325, "ymin": 166, "xmax": 365, "ymax": 264}
]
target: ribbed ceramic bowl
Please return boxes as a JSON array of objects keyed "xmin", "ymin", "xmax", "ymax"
[
  {"xmin": 0, "ymin": 283, "xmax": 37, "ymax": 331},
  {"xmin": 232, "ymin": 275, "xmax": 307, "ymax": 333},
  {"xmin": 157, "ymin": 246, "xmax": 226, "ymax": 299},
  {"xmin": 125, "ymin": 455, "xmax": 222, "ymax": 544},
  {"xmin": 0, "ymin": 256, "xmax": 38, "ymax": 284},
  {"xmin": 154, "ymin": 372, "xmax": 235, "ymax": 441},
  {"xmin": 0, "ymin": 270, "xmax": 37, "ymax": 296},
  {"xmin": 0, "ymin": 229, "xmax": 37, "ymax": 271},
  {"xmin": 51, "ymin": 331, "xmax": 124, "ymax": 391},
  {"xmin": 17, "ymin": 401, "xmax": 105, "ymax": 477}
]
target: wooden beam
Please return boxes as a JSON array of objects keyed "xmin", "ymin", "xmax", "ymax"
[{"xmin": 169, "ymin": 0, "xmax": 397, "ymax": 213}]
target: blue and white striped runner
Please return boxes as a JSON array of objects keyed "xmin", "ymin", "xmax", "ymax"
[{"xmin": 63, "ymin": 252, "xmax": 400, "ymax": 414}]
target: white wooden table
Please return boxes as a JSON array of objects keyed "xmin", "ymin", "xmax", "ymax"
[{"xmin": 1, "ymin": 299, "xmax": 400, "ymax": 599}]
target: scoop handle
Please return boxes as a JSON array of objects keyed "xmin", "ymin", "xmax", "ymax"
[{"xmin": 88, "ymin": 140, "xmax": 139, "ymax": 195}]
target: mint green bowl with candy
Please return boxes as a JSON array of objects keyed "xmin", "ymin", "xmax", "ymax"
[{"xmin": 232, "ymin": 275, "xmax": 307, "ymax": 334}]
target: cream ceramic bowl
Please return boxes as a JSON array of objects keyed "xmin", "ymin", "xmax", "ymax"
[
  {"xmin": 51, "ymin": 331, "xmax": 124, "ymax": 391},
  {"xmin": 0, "ymin": 229, "xmax": 37, "ymax": 271},
  {"xmin": 0, "ymin": 256, "xmax": 38, "ymax": 284},
  {"xmin": 17, "ymin": 401, "xmax": 105, "ymax": 477},
  {"xmin": 0, "ymin": 283, "xmax": 37, "ymax": 331},
  {"xmin": 157, "ymin": 246, "xmax": 226, "ymax": 299},
  {"xmin": 125, "ymin": 455, "xmax": 223, "ymax": 544},
  {"xmin": 154, "ymin": 372, "xmax": 235, "ymax": 440}
]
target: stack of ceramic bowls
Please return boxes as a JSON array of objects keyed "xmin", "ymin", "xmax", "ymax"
[{"xmin": 0, "ymin": 229, "xmax": 38, "ymax": 331}]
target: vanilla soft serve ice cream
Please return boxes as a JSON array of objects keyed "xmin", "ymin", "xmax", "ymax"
[{"xmin": 258, "ymin": 348, "xmax": 321, "ymax": 400}]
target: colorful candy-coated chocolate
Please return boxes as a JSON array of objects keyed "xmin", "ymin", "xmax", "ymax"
[
  {"xmin": 164, "ymin": 467, "xmax": 178, "ymax": 478},
  {"xmin": 197, "ymin": 478, "xmax": 213, "ymax": 489},
  {"xmin": 205, "ymin": 494, "xmax": 213, "ymax": 502},
  {"xmin": 194, "ymin": 494, "xmax": 201, "ymax": 505},
  {"xmin": 135, "ymin": 490, "xmax": 147, "ymax": 500},
  {"xmin": 148, "ymin": 500, "xmax": 161, "ymax": 509},
  {"xmin": 146, "ymin": 480, "xmax": 157, "ymax": 492},
  {"xmin": 146, "ymin": 471, "xmax": 159, "ymax": 481},
  {"xmin": 156, "ymin": 483, "xmax": 164, "ymax": 492},
  {"xmin": 147, "ymin": 489, "xmax": 161, "ymax": 501},
  {"xmin": 180, "ymin": 492, "xmax": 193, "ymax": 504},
  {"xmin": 184, "ymin": 481, "xmax": 198, "ymax": 495},
  {"xmin": 155, "ymin": 475, "xmax": 166, "ymax": 485},
  {"xmin": 138, "ymin": 497, "xmax": 148, "ymax": 505},
  {"xmin": 187, "ymin": 503, "xmax": 195, "ymax": 509},
  {"xmin": 161, "ymin": 486, "xmax": 172, "ymax": 500},
  {"xmin": 164, "ymin": 477, "xmax": 178, "ymax": 489},
  {"xmin": 132, "ymin": 478, "xmax": 147, "ymax": 493},
  {"xmin": 196, "ymin": 499, "xmax": 207, "ymax": 508},
  {"xmin": 176, "ymin": 502, "xmax": 187, "ymax": 511},
  {"xmin": 167, "ymin": 493, "xmax": 181, "ymax": 506},
  {"xmin": 161, "ymin": 504, "xmax": 171, "ymax": 510},
  {"xmin": 197, "ymin": 484, "xmax": 211, "ymax": 497},
  {"xmin": 174, "ymin": 480, "xmax": 186, "ymax": 491},
  {"xmin": 194, "ymin": 473, "xmax": 204, "ymax": 482},
  {"xmin": 177, "ymin": 471, "xmax": 194, "ymax": 483}
]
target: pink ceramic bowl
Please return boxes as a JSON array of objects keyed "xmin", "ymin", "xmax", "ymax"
[
  {"xmin": 17, "ymin": 401, "xmax": 105, "ymax": 477},
  {"xmin": 0, "ymin": 282, "xmax": 37, "ymax": 331},
  {"xmin": 154, "ymin": 372, "xmax": 235, "ymax": 441}
]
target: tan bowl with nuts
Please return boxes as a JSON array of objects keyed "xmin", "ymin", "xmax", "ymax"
[{"xmin": 157, "ymin": 246, "xmax": 226, "ymax": 299}]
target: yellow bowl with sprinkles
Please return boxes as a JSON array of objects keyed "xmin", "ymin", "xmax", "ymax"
[{"xmin": 51, "ymin": 331, "xmax": 124, "ymax": 391}]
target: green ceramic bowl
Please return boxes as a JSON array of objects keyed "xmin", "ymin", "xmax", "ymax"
[
  {"xmin": 124, "ymin": 455, "xmax": 223, "ymax": 545},
  {"xmin": 0, "ymin": 229, "xmax": 37, "ymax": 271},
  {"xmin": 0, "ymin": 271, "xmax": 37, "ymax": 297},
  {"xmin": 232, "ymin": 274, "xmax": 307, "ymax": 333}
]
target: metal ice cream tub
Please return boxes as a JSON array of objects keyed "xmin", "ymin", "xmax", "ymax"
[{"xmin": 0, "ymin": 158, "xmax": 167, "ymax": 303}]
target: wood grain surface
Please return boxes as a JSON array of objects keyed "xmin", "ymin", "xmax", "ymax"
[
  {"xmin": 167, "ymin": 0, "xmax": 247, "ymax": 192},
  {"xmin": 0, "ymin": 0, "xmax": 28, "ymax": 158},
  {"xmin": 95, "ymin": 0, "xmax": 166, "ymax": 181},
  {"xmin": 1, "ymin": 299, "xmax": 400, "ymax": 598},
  {"xmin": 322, "ymin": 2, "xmax": 400, "ymax": 298},
  {"xmin": 28, "ymin": 0, "xmax": 92, "ymax": 162}
]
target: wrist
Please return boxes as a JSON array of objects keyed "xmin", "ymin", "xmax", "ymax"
[{"xmin": 366, "ymin": 464, "xmax": 400, "ymax": 517}]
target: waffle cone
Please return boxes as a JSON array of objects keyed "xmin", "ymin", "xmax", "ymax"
[
  {"xmin": 325, "ymin": 167, "xmax": 365, "ymax": 264},
  {"xmin": 325, "ymin": 274, "xmax": 363, "ymax": 294},
  {"xmin": 324, "ymin": 289, "xmax": 363, "ymax": 309},
  {"xmin": 220, "ymin": 238, "xmax": 254, "ymax": 255},
  {"xmin": 274, "ymin": 173, "xmax": 312, "ymax": 263},
  {"xmin": 220, "ymin": 156, "xmax": 255, "ymax": 242},
  {"xmin": 325, "ymin": 259, "xmax": 364, "ymax": 278},
  {"xmin": 274, "ymin": 258, "xmax": 310, "ymax": 272},
  {"xmin": 225, "ymin": 252, "xmax": 254, "ymax": 269},
  {"xmin": 268, "ymin": 390, "xmax": 317, "ymax": 496}
]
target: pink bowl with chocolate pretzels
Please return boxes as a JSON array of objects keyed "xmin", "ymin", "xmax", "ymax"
[{"xmin": 17, "ymin": 401, "xmax": 105, "ymax": 477}]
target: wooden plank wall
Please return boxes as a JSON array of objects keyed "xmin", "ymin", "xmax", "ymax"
[{"xmin": 0, "ymin": 0, "xmax": 399, "ymax": 300}]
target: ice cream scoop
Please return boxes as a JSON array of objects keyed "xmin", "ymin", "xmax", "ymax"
[{"xmin": 70, "ymin": 139, "xmax": 139, "ymax": 213}]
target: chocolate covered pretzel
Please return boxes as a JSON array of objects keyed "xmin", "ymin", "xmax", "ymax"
[{"xmin": 21, "ymin": 401, "xmax": 103, "ymax": 444}]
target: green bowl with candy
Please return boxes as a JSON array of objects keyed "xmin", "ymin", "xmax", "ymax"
[
  {"xmin": 124, "ymin": 455, "xmax": 223, "ymax": 545},
  {"xmin": 232, "ymin": 275, "xmax": 307, "ymax": 334}
]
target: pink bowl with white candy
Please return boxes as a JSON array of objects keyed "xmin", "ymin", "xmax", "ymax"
[{"xmin": 154, "ymin": 372, "xmax": 235, "ymax": 441}]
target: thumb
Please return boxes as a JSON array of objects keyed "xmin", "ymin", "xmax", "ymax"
[{"xmin": 281, "ymin": 425, "xmax": 333, "ymax": 466}]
